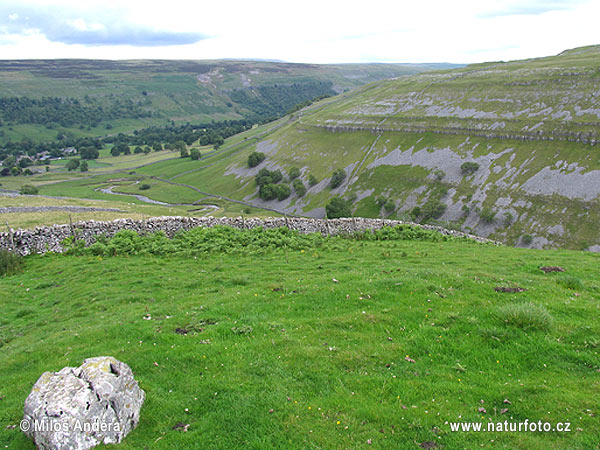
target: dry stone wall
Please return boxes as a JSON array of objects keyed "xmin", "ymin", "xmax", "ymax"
[{"xmin": 0, "ymin": 216, "xmax": 496, "ymax": 255}]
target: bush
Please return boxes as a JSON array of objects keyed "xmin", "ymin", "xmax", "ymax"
[
  {"xmin": 180, "ymin": 148, "xmax": 189, "ymax": 158},
  {"xmin": 326, "ymin": 197, "xmax": 352, "ymax": 218},
  {"xmin": 248, "ymin": 151, "xmax": 266, "ymax": 168},
  {"xmin": 384, "ymin": 199, "xmax": 396, "ymax": 213},
  {"xmin": 497, "ymin": 302, "xmax": 552, "ymax": 331},
  {"xmin": 480, "ymin": 207, "xmax": 496, "ymax": 224},
  {"xmin": 139, "ymin": 184, "xmax": 151, "ymax": 190},
  {"xmin": 521, "ymin": 234, "xmax": 533, "ymax": 245},
  {"xmin": 293, "ymin": 179, "xmax": 306, "ymax": 197},
  {"xmin": 421, "ymin": 199, "xmax": 446, "ymax": 222},
  {"xmin": 190, "ymin": 149, "xmax": 200, "ymax": 160},
  {"xmin": 288, "ymin": 167, "xmax": 300, "ymax": 180},
  {"xmin": 461, "ymin": 161, "xmax": 480, "ymax": 175},
  {"xmin": 19, "ymin": 184, "xmax": 39, "ymax": 195},
  {"xmin": 410, "ymin": 206, "xmax": 421, "ymax": 220},
  {"xmin": 308, "ymin": 174, "xmax": 318, "ymax": 187},
  {"xmin": 330, "ymin": 169, "xmax": 346, "ymax": 189},
  {"xmin": 79, "ymin": 160, "xmax": 88, "ymax": 172},
  {"xmin": 0, "ymin": 249, "xmax": 22, "ymax": 276}
]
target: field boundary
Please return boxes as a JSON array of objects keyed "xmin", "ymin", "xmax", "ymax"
[{"xmin": 0, "ymin": 216, "xmax": 498, "ymax": 255}]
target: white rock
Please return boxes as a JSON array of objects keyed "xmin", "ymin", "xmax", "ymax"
[{"xmin": 23, "ymin": 356, "xmax": 145, "ymax": 450}]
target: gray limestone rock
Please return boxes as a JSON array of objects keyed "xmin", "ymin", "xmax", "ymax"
[{"xmin": 22, "ymin": 356, "xmax": 145, "ymax": 450}]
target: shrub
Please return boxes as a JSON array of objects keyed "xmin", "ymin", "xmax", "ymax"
[
  {"xmin": 79, "ymin": 161, "xmax": 88, "ymax": 172},
  {"xmin": 420, "ymin": 199, "xmax": 446, "ymax": 222},
  {"xmin": 180, "ymin": 148, "xmax": 189, "ymax": 158},
  {"xmin": 480, "ymin": 207, "xmax": 496, "ymax": 224},
  {"xmin": 375, "ymin": 196, "xmax": 386, "ymax": 207},
  {"xmin": 384, "ymin": 199, "xmax": 396, "ymax": 213},
  {"xmin": 433, "ymin": 169, "xmax": 445, "ymax": 181},
  {"xmin": 293, "ymin": 179, "xmax": 306, "ymax": 197},
  {"xmin": 308, "ymin": 174, "xmax": 318, "ymax": 187},
  {"xmin": 503, "ymin": 212, "xmax": 514, "ymax": 227},
  {"xmin": 0, "ymin": 249, "xmax": 22, "ymax": 276},
  {"xmin": 139, "ymin": 184, "xmax": 151, "ymax": 190},
  {"xmin": 410, "ymin": 206, "xmax": 421, "ymax": 220},
  {"xmin": 190, "ymin": 149, "xmax": 200, "ymax": 160},
  {"xmin": 19, "ymin": 184, "xmax": 39, "ymax": 195},
  {"xmin": 248, "ymin": 151, "xmax": 266, "ymax": 167},
  {"xmin": 522, "ymin": 234, "xmax": 533, "ymax": 245},
  {"xmin": 461, "ymin": 161, "xmax": 479, "ymax": 175},
  {"xmin": 330, "ymin": 169, "xmax": 346, "ymax": 189},
  {"xmin": 326, "ymin": 197, "xmax": 352, "ymax": 218},
  {"xmin": 288, "ymin": 167, "xmax": 300, "ymax": 180},
  {"xmin": 497, "ymin": 302, "xmax": 552, "ymax": 331}
]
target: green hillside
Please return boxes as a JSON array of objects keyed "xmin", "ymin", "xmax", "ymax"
[
  {"xmin": 0, "ymin": 59, "xmax": 455, "ymax": 143},
  {"xmin": 1, "ymin": 226, "xmax": 599, "ymax": 449},
  {"xmin": 3, "ymin": 47, "xmax": 600, "ymax": 250},
  {"xmin": 147, "ymin": 45, "xmax": 597, "ymax": 250}
]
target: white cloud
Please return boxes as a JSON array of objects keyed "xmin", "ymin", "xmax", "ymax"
[{"xmin": 0, "ymin": 0, "xmax": 597, "ymax": 63}]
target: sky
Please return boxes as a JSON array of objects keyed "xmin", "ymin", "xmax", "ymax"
[{"xmin": 0, "ymin": 0, "xmax": 598, "ymax": 64}]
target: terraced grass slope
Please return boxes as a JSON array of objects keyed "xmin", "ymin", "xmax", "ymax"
[
  {"xmin": 1, "ymin": 227, "xmax": 599, "ymax": 449},
  {"xmin": 202, "ymin": 45, "xmax": 600, "ymax": 250},
  {"xmin": 0, "ymin": 59, "xmax": 456, "ymax": 143}
]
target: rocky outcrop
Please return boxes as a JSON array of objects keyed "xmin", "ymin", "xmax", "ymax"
[
  {"xmin": 22, "ymin": 356, "xmax": 145, "ymax": 450},
  {"xmin": 0, "ymin": 216, "xmax": 497, "ymax": 255}
]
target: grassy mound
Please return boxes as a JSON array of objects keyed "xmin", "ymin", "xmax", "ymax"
[{"xmin": 0, "ymin": 228, "xmax": 599, "ymax": 449}]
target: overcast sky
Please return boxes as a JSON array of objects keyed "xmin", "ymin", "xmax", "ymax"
[{"xmin": 0, "ymin": 0, "xmax": 597, "ymax": 64}]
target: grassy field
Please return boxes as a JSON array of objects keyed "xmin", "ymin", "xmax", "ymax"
[{"xmin": 0, "ymin": 226, "xmax": 598, "ymax": 449}]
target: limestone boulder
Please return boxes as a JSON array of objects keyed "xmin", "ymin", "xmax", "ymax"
[{"xmin": 22, "ymin": 356, "xmax": 145, "ymax": 450}]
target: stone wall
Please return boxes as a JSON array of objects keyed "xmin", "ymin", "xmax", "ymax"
[{"xmin": 0, "ymin": 216, "xmax": 497, "ymax": 255}]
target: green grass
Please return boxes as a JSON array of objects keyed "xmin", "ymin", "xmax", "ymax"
[{"xmin": 1, "ymin": 227, "xmax": 599, "ymax": 449}]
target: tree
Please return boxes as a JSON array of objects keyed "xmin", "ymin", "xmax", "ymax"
[
  {"xmin": 326, "ymin": 197, "xmax": 352, "ymax": 218},
  {"xmin": 190, "ymin": 149, "xmax": 200, "ymax": 160},
  {"xmin": 293, "ymin": 179, "xmax": 306, "ymax": 197},
  {"xmin": 274, "ymin": 183, "xmax": 291, "ymax": 201},
  {"xmin": 80, "ymin": 147, "xmax": 99, "ymax": 160},
  {"xmin": 19, "ymin": 158, "xmax": 33, "ymax": 168},
  {"xmin": 143, "ymin": 146, "xmax": 151, "ymax": 154},
  {"xmin": 3, "ymin": 155, "xmax": 16, "ymax": 168},
  {"xmin": 79, "ymin": 160, "xmax": 88, "ymax": 172},
  {"xmin": 248, "ymin": 151, "xmax": 266, "ymax": 168},
  {"xmin": 66, "ymin": 159, "xmax": 80, "ymax": 171},
  {"xmin": 153, "ymin": 142, "xmax": 163, "ymax": 152},
  {"xmin": 288, "ymin": 167, "xmax": 300, "ymax": 180},
  {"xmin": 330, "ymin": 169, "xmax": 346, "ymax": 189},
  {"xmin": 134, "ymin": 146, "xmax": 143, "ymax": 154},
  {"xmin": 180, "ymin": 148, "xmax": 189, "ymax": 158},
  {"xmin": 111, "ymin": 146, "xmax": 121, "ymax": 157},
  {"xmin": 308, "ymin": 174, "xmax": 318, "ymax": 187},
  {"xmin": 258, "ymin": 183, "xmax": 278, "ymax": 200}
]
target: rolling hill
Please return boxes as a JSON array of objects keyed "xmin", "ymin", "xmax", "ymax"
[
  {"xmin": 0, "ymin": 59, "xmax": 457, "ymax": 143},
  {"xmin": 165, "ymin": 45, "xmax": 599, "ymax": 250}
]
